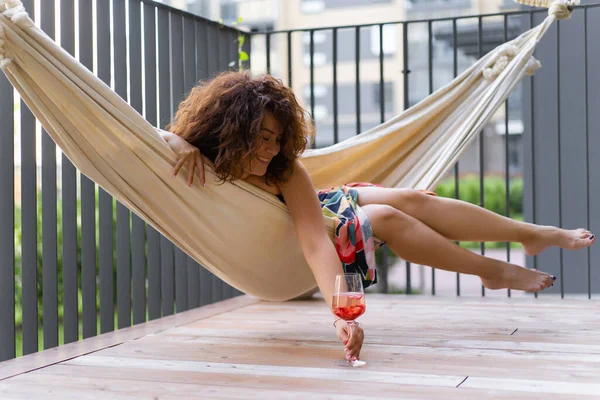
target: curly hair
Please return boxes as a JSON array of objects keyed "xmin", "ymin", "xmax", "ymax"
[{"xmin": 167, "ymin": 70, "xmax": 314, "ymax": 185}]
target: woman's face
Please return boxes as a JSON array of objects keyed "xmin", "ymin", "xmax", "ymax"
[{"xmin": 247, "ymin": 112, "xmax": 282, "ymax": 177}]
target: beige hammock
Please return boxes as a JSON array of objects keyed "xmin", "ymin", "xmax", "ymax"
[{"xmin": 0, "ymin": 0, "xmax": 577, "ymax": 301}]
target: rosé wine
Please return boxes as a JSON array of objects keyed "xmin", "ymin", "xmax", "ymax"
[{"xmin": 332, "ymin": 292, "xmax": 365, "ymax": 321}]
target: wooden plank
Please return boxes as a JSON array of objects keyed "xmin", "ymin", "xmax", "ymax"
[
  {"xmin": 66, "ymin": 355, "xmax": 465, "ymax": 387},
  {"xmin": 4, "ymin": 366, "xmax": 586, "ymax": 400},
  {"xmin": 0, "ymin": 296, "xmax": 257, "ymax": 380},
  {"xmin": 462, "ymin": 376, "xmax": 600, "ymax": 397},
  {"xmin": 90, "ymin": 340, "xmax": 600, "ymax": 385},
  {"xmin": 2, "ymin": 296, "xmax": 600, "ymax": 398}
]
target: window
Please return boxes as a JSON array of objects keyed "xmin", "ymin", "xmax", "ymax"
[
  {"xmin": 407, "ymin": 0, "xmax": 472, "ymax": 10},
  {"xmin": 301, "ymin": 0, "xmax": 392, "ymax": 14},
  {"xmin": 303, "ymin": 26, "xmax": 397, "ymax": 66},
  {"xmin": 303, "ymin": 82, "xmax": 395, "ymax": 121},
  {"xmin": 369, "ymin": 25, "xmax": 397, "ymax": 56},
  {"xmin": 220, "ymin": 2, "xmax": 237, "ymax": 24},
  {"xmin": 186, "ymin": 0, "xmax": 210, "ymax": 18}
]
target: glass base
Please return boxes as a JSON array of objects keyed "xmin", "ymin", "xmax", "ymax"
[{"xmin": 334, "ymin": 359, "xmax": 367, "ymax": 368}]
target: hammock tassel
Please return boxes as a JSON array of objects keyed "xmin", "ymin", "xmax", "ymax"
[
  {"xmin": 513, "ymin": 0, "xmax": 579, "ymax": 20},
  {"xmin": 0, "ymin": 24, "xmax": 8, "ymax": 69}
]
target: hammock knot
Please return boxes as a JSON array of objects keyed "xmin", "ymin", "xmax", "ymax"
[
  {"xmin": 482, "ymin": 44, "xmax": 519, "ymax": 81},
  {"xmin": 0, "ymin": 1, "xmax": 33, "ymax": 29},
  {"xmin": 0, "ymin": 24, "xmax": 8, "ymax": 69},
  {"xmin": 525, "ymin": 57, "xmax": 541, "ymax": 76},
  {"xmin": 548, "ymin": 0, "xmax": 579, "ymax": 20}
]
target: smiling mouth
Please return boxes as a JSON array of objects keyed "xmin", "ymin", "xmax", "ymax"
[{"xmin": 257, "ymin": 155, "xmax": 271, "ymax": 165}]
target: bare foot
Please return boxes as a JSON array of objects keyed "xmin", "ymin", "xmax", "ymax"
[
  {"xmin": 522, "ymin": 227, "xmax": 595, "ymax": 256},
  {"xmin": 481, "ymin": 264, "xmax": 556, "ymax": 293}
]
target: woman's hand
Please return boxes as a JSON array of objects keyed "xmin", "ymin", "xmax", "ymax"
[
  {"xmin": 164, "ymin": 133, "xmax": 212, "ymax": 187},
  {"xmin": 335, "ymin": 320, "xmax": 364, "ymax": 362}
]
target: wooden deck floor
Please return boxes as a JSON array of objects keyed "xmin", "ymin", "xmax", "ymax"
[{"xmin": 1, "ymin": 294, "xmax": 600, "ymax": 399}]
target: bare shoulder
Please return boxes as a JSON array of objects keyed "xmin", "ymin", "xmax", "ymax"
[{"xmin": 280, "ymin": 160, "xmax": 320, "ymax": 210}]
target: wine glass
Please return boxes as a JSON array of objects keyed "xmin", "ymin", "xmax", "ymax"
[{"xmin": 332, "ymin": 273, "xmax": 366, "ymax": 367}]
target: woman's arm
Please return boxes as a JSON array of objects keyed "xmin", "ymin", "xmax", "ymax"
[
  {"xmin": 280, "ymin": 160, "xmax": 363, "ymax": 361},
  {"xmin": 279, "ymin": 160, "xmax": 344, "ymax": 310},
  {"xmin": 160, "ymin": 131, "xmax": 211, "ymax": 187}
]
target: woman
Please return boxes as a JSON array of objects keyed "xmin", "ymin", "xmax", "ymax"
[{"xmin": 161, "ymin": 71, "xmax": 595, "ymax": 363}]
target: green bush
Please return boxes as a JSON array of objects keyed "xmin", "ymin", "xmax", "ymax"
[
  {"xmin": 13, "ymin": 189, "xmax": 118, "ymax": 329},
  {"xmin": 434, "ymin": 175, "xmax": 523, "ymax": 217}
]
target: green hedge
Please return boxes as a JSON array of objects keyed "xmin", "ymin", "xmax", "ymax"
[
  {"xmin": 434, "ymin": 175, "xmax": 523, "ymax": 217},
  {"xmin": 13, "ymin": 190, "xmax": 118, "ymax": 329}
]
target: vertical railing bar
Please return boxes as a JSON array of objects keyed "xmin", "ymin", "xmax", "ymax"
[
  {"xmin": 478, "ymin": 16, "xmax": 485, "ymax": 297},
  {"xmin": 144, "ymin": 3, "xmax": 161, "ymax": 320},
  {"xmin": 287, "ymin": 31, "xmax": 292, "ymax": 88},
  {"xmin": 129, "ymin": 0, "xmax": 146, "ymax": 326},
  {"xmin": 114, "ymin": 0, "xmax": 132, "ymax": 329},
  {"xmin": 19, "ymin": 0, "xmax": 37, "ymax": 355},
  {"xmin": 529, "ymin": 12, "xmax": 538, "ymax": 299},
  {"xmin": 195, "ymin": 20, "xmax": 212, "ymax": 306},
  {"xmin": 355, "ymin": 26, "xmax": 361, "ymax": 136},
  {"xmin": 378, "ymin": 23, "xmax": 388, "ymax": 294},
  {"xmin": 584, "ymin": 7, "xmax": 591, "ymax": 299},
  {"xmin": 428, "ymin": 20, "xmax": 435, "ymax": 296},
  {"xmin": 41, "ymin": 0, "xmax": 59, "ymax": 351},
  {"xmin": 403, "ymin": 22, "xmax": 411, "ymax": 294},
  {"xmin": 206, "ymin": 23, "xmax": 221, "ymax": 304},
  {"xmin": 175, "ymin": 249, "xmax": 188, "ymax": 311},
  {"xmin": 309, "ymin": 30, "xmax": 315, "ymax": 148},
  {"xmin": 158, "ymin": 7, "xmax": 174, "ymax": 316},
  {"xmin": 79, "ymin": 0, "xmax": 97, "ymax": 340},
  {"xmin": 453, "ymin": 17, "xmax": 460, "ymax": 297},
  {"xmin": 379, "ymin": 24, "xmax": 385, "ymax": 125},
  {"xmin": 557, "ymin": 20, "xmax": 564, "ymax": 299},
  {"xmin": 171, "ymin": 12, "xmax": 188, "ymax": 310},
  {"xmin": 61, "ymin": 0, "xmax": 78, "ymax": 345},
  {"xmin": 266, "ymin": 32, "xmax": 271, "ymax": 75},
  {"xmin": 0, "ymin": 20, "xmax": 15, "ymax": 362},
  {"xmin": 217, "ymin": 29, "xmax": 235, "ymax": 301},
  {"xmin": 332, "ymin": 28, "xmax": 338, "ymax": 144},
  {"xmin": 183, "ymin": 15, "xmax": 199, "ymax": 309},
  {"xmin": 97, "ymin": 0, "xmax": 114, "ymax": 335},
  {"xmin": 504, "ymin": 14, "xmax": 511, "ymax": 298}
]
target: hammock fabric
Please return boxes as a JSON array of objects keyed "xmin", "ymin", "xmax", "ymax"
[{"xmin": 0, "ymin": 0, "xmax": 577, "ymax": 301}]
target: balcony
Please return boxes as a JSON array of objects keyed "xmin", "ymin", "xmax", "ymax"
[{"xmin": 1, "ymin": 0, "xmax": 599, "ymax": 398}]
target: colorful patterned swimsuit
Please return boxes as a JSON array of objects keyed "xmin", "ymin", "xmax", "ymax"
[{"xmin": 277, "ymin": 182, "xmax": 383, "ymax": 289}]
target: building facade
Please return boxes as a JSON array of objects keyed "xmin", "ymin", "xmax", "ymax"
[{"xmin": 161, "ymin": 0, "xmax": 525, "ymax": 177}]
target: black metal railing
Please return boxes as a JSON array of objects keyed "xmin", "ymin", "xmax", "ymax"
[
  {"xmin": 252, "ymin": 3, "xmax": 600, "ymax": 298},
  {"xmin": 2, "ymin": 0, "xmax": 599, "ymax": 364},
  {"xmin": 0, "ymin": 0, "xmax": 249, "ymax": 362}
]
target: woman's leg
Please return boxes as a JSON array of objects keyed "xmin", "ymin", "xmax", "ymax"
[
  {"xmin": 356, "ymin": 187, "xmax": 595, "ymax": 256},
  {"xmin": 362, "ymin": 204, "xmax": 555, "ymax": 292}
]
